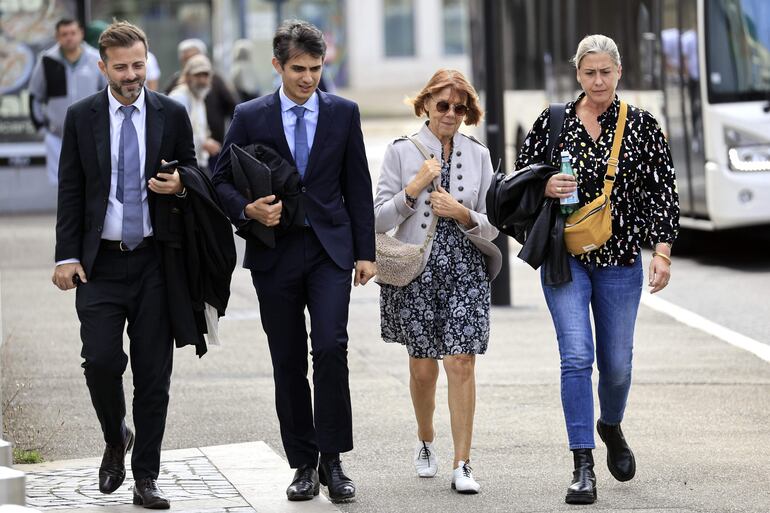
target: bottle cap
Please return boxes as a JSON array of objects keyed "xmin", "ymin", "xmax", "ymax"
[{"xmin": 561, "ymin": 150, "xmax": 570, "ymax": 158}]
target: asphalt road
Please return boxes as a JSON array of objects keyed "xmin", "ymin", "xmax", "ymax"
[{"xmin": 656, "ymin": 225, "xmax": 770, "ymax": 345}]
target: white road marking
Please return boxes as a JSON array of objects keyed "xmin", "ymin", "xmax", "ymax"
[{"xmin": 642, "ymin": 292, "xmax": 770, "ymax": 363}]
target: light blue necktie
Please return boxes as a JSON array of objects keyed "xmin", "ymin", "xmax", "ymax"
[
  {"xmin": 117, "ymin": 105, "xmax": 144, "ymax": 250},
  {"xmin": 291, "ymin": 105, "xmax": 309, "ymax": 177}
]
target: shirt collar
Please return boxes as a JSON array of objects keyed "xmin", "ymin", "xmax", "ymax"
[
  {"xmin": 279, "ymin": 85, "xmax": 318, "ymax": 114},
  {"xmin": 108, "ymin": 86, "xmax": 146, "ymax": 116}
]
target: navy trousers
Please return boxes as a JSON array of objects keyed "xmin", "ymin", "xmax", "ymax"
[{"xmin": 251, "ymin": 228, "xmax": 353, "ymax": 468}]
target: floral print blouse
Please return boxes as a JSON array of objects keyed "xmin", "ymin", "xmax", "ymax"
[{"xmin": 516, "ymin": 94, "xmax": 680, "ymax": 267}]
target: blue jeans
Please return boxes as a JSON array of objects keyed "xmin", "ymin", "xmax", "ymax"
[{"xmin": 541, "ymin": 256, "xmax": 643, "ymax": 449}]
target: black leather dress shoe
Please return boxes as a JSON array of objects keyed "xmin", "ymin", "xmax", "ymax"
[
  {"xmin": 319, "ymin": 458, "xmax": 355, "ymax": 502},
  {"xmin": 597, "ymin": 420, "xmax": 636, "ymax": 481},
  {"xmin": 565, "ymin": 449, "xmax": 597, "ymax": 505},
  {"xmin": 286, "ymin": 464, "xmax": 320, "ymax": 501},
  {"xmin": 98, "ymin": 428, "xmax": 134, "ymax": 494},
  {"xmin": 133, "ymin": 478, "xmax": 170, "ymax": 509}
]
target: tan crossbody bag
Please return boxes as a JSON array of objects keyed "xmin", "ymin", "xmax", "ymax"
[{"xmin": 563, "ymin": 101, "xmax": 628, "ymax": 255}]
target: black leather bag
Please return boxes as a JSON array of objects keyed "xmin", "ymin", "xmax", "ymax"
[
  {"xmin": 231, "ymin": 143, "xmax": 305, "ymax": 248},
  {"xmin": 485, "ymin": 104, "xmax": 572, "ymax": 285}
]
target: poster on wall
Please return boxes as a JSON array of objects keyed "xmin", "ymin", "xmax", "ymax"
[{"xmin": 0, "ymin": 0, "xmax": 78, "ymax": 164}]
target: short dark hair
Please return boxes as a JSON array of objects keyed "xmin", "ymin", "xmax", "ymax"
[
  {"xmin": 272, "ymin": 19, "xmax": 326, "ymax": 66},
  {"xmin": 56, "ymin": 18, "xmax": 82, "ymax": 32},
  {"xmin": 97, "ymin": 20, "xmax": 148, "ymax": 62}
]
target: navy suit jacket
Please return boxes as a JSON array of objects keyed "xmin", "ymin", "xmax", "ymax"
[{"xmin": 212, "ymin": 89, "xmax": 375, "ymax": 271}]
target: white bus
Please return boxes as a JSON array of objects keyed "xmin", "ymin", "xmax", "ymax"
[{"xmin": 470, "ymin": 0, "xmax": 770, "ymax": 230}]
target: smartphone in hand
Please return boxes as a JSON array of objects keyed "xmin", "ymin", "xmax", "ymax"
[{"xmin": 156, "ymin": 160, "xmax": 179, "ymax": 181}]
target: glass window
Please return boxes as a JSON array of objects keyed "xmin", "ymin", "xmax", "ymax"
[
  {"xmin": 384, "ymin": 0, "xmax": 415, "ymax": 57},
  {"xmin": 706, "ymin": 0, "xmax": 770, "ymax": 102},
  {"xmin": 244, "ymin": 0, "xmax": 348, "ymax": 88},
  {"xmin": 496, "ymin": 0, "xmax": 658, "ymax": 92},
  {"xmin": 443, "ymin": 0, "xmax": 468, "ymax": 55},
  {"xmin": 90, "ymin": 0, "xmax": 212, "ymax": 91}
]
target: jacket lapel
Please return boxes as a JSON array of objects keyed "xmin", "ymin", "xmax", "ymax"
[
  {"xmin": 91, "ymin": 90, "xmax": 111, "ymax": 195},
  {"xmin": 268, "ymin": 90, "xmax": 293, "ymax": 163},
  {"xmin": 304, "ymin": 91, "xmax": 332, "ymax": 181},
  {"xmin": 144, "ymin": 89, "xmax": 164, "ymax": 181}
]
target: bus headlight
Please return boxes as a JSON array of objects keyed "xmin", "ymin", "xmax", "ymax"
[{"xmin": 725, "ymin": 127, "xmax": 770, "ymax": 172}]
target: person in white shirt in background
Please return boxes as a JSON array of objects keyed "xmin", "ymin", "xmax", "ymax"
[
  {"xmin": 169, "ymin": 54, "xmax": 221, "ymax": 172},
  {"xmin": 146, "ymin": 51, "xmax": 161, "ymax": 90}
]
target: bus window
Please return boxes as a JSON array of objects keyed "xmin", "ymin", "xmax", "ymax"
[{"xmin": 706, "ymin": 0, "xmax": 770, "ymax": 103}]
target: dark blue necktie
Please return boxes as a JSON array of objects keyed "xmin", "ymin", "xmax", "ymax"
[
  {"xmin": 117, "ymin": 105, "xmax": 144, "ymax": 250},
  {"xmin": 291, "ymin": 105, "xmax": 309, "ymax": 177}
]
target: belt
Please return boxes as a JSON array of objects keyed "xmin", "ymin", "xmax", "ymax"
[{"xmin": 100, "ymin": 237, "xmax": 153, "ymax": 252}]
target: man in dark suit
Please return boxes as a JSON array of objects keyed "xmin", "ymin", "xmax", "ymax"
[
  {"xmin": 51, "ymin": 21, "xmax": 197, "ymax": 509},
  {"xmin": 212, "ymin": 19, "xmax": 376, "ymax": 503}
]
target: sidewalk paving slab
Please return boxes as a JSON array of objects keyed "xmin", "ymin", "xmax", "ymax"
[{"xmin": 23, "ymin": 442, "xmax": 340, "ymax": 512}]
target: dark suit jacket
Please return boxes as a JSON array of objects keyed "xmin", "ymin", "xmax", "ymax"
[
  {"xmin": 55, "ymin": 88, "xmax": 198, "ymax": 276},
  {"xmin": 212, "ymin": 89, "xmax": 375, "ymax": 271},
  {"xmin": 486, "ymin": 163, "xmax": 571, "ymax": 285},
  {"xmin": 163, "ymin": 165, "xmax": 237, "ymax": 356}
]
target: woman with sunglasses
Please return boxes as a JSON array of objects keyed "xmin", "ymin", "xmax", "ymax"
[{"xmin": 374, "ymin": 69, "xmax": 501, "ymax": 494}]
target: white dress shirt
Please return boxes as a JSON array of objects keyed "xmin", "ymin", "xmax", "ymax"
[
  {"xmin": 103, "ymin": 86, "xmax": 153, "ymax": 241},
  {"xmin": 169, "ymin": 84, "xmax": 211, "ymax": 168},
  {"xmin": 55, "ymin": 87, "xmax": 153, "ymax": 266},
  {"xmin": 279, "ymin": 86, "xmax": 318, "ymax": 158}
]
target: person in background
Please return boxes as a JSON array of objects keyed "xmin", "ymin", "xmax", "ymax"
[
  {"xmin": 28, "ymin": 18, "xmax": 106, "ymax": 185},
  {"xmin": 163, "ymin": 38, "xmax": 238, "ymax": 172},
  {"xmin": 145, "ymin": 51, "xmax": 161, "ymax": 90},
  {"xmin": 169, "ymin": 54, "xmax": 220, "ymax": 172},
  {"xmin": 374, "ymin": 69, "xmax": 501, "ymax": 495},
  {"xmin": 515, "ymin": 34, "xmax": 679, "ymax": 505},
  {"xmin": 230, "ymin": 39, "xmax": 262, "ymax": 102}
]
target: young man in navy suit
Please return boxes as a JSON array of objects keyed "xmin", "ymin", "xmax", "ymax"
[{"xmin": 212, "ymin": 20, "xmax": 376, "ymax": 502}]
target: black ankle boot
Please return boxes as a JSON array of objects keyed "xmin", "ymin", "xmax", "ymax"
[
  {"xmin": 565, "ymin": 449, "xmax": 597, "ymax": 505},
  {"xmin": 597, "ymin": 420, "xmax": 636, "ymax": 482}
]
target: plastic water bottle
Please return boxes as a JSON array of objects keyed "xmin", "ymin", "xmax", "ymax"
[{"xmin": 559, "ymin": 150, "xmax": 579, "ymax": 215}]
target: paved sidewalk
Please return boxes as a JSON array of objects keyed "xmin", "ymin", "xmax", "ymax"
[{"xmin": 23, "ymin": 442, "xmax": 339, "ymax": 512}]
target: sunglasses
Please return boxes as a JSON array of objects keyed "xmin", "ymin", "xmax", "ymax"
[{"xmin": 435, "ymin": 100, "xmax": 468, "ymax": 116}]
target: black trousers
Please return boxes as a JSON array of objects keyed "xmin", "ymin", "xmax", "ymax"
[
  {"xmin": 251, "ymin": 228, "xmax": 353, "ymax": 468},
  {"xmin": 76, "ymin": 244, "xmax": 173, "ymax": 480}
]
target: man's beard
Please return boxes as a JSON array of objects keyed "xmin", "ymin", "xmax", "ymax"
[
  {"xmin": 109, "ymin": 78, "xmax": 144, "ymax": 101},
  {"xmin": 190, "ymin": 85, "xmax": 210, "ymax": 99}
]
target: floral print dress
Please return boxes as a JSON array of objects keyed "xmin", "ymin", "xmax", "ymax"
[{"xmin": 380, "ymin": 148, "xmax": 490, "ymax": 359}]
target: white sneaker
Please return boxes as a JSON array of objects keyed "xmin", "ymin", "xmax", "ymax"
[
  {"xmin": 413, "ymin": 441, "xmax": 438, "ymax": 477},
  {"xmin": 451, "ymin": 460, "xmax": 480, "ymax": 494}
]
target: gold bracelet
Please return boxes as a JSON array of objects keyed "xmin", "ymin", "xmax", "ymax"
[{"xmin": 652, "ymin": 251, "xmax": 672, "ymax": 265}]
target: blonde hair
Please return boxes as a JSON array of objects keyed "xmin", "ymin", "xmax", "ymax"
[
  {"xmin": 571, "ymin": 34, "xmax": 621, "ymax": 69},
  {"xmin": 411, "ymin": 69, "xmax": 484, "ymax": 126}
]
